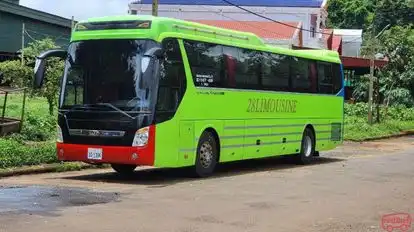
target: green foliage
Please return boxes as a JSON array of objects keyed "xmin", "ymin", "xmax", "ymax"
[
  {"xmin": 373, "ymin": 0, "xmax": 414, "ymax": 33},
  {"xmin": 22, "ymin": 38, "xmax": 65, "ymax": 115},
  {"xmin": 0, "ymin": 38, "xmax": 64, "ymax": 115},
  {"xmin": 55, "ymin": 162, "xmax": 84, "ymax": 172},
  {"xmin": 377, "ymin": 25, "xmax": 414, "ymax": 106},
  {"xmin": 344, "ymin": 103, "xmax": 414, "ymax": 141},
  {"xmin": 328, "ymin": 0, "xmax": 414, "ymax": 107},
  {"xmin": 326, "ymin": 0, "xmax": 373, "ymax": 30},
  {"xmin": 20, "ymin": 113, "xmax": 56, "ymax": 141},
  {"xmin": 345, "ymin": 102, "xmax": 414, "ymax": 121},
  {"xmin": 0, "ymin": 139, "xmax": 56, "ymax": 169},
  {"xmin": 344, "ymin": 116, "xmax": 414, "ymax": 141},
  {"xmin": 0, "ymin": 94, "xmax": 56, "ymax": 141},
  {"xmin": 0, "ymin": 60, "xmax": 31, "ymax": 87}
]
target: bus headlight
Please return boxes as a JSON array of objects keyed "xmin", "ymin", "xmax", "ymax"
[
  {"xmin": 132, "ymin": 127, "xmax": 149, "ymax": 147},
  {"xmin": 57, "ymin": 125, "xmax": 63, "ymax": 143}
]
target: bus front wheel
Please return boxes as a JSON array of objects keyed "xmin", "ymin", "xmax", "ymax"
[
  {"xmin": 111, "ymin": 164, "xmax": 137, "ymax": 176},
  {"xmin": 193, "ymin": 131, "xmax": 218, "ymax": 178},
  {"xmin": 295, "ymin": 127, "xmax": 315, "ymax": 165}
]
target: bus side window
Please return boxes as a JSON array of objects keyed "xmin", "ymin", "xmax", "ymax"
[
  {"xmin": 155, "ymin": 38, "xmax": 186, "ymax": 124},
  {"xmin": 224, "ymin": 55, "xmax": 236, "ymax": 88},
  {"xmin": 308, "ymin": 61, "xmax": 318, "ymax": 93},
  {"xmin": 291, "ymin": 57, "xmax": 311, "ymax": 93},
  {"xmin": 183, "ymin": 40, "xmax": 223, "ymax": 88},
  {"xmin": 332, "ymin": 64, "xmax": 343, "ymax": 94},
  {"xmin": 261, "ymin": 52, "xmax": 290, "ymax": 92},
  {"xmin": 317, "ymin": 62, "xmax": 334, "ymax": 94}
]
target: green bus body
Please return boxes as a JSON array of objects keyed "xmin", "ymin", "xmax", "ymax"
[{"xmin": 56, "ymin": 15, "xmax": 344, "ymax": 173}]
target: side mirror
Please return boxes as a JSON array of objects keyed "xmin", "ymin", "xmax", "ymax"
[
  {"xmin": 34, "ymin": 58, "xmax": 46, "ymax": 88},
  {"xmin": 144, "ymin": 47, "xmax": 164, "ymax": 59},
  {"xmin": 33, "ymin": 49, "xmax": 67, "ymax": 89}
]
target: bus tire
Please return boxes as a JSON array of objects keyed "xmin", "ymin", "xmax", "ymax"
[
  {"xmin": 193, "ymin": 131, "xmax": 218, "ymax": 178},
  {"xmin": 111, "ymin": 164, "xmax": 137, "ymax": 176},
  {"xmin": 295, "ymin": 127, "xmax": 315, "ymax": 165}
]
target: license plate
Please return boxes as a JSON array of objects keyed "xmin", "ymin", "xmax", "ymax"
[{"xmin": 87, "ymin": 148, "xmax": 103, "ymax": 160}]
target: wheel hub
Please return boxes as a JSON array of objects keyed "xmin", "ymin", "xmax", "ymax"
[
  {"xmin": 200, "ymin": 142, "xmax": 213, "ymax": 168},
  {"xmin": 304, "ymin": 136, "xmax": 312, "ymax": 157}
]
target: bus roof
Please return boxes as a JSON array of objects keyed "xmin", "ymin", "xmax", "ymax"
[{"xmin": 73, "ymin": 15, "xmax": 341, "ymax": 64}]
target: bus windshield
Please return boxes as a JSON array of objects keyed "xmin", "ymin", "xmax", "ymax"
[{"xmin": 60, "ymin": 39, "xmax": 161, "ymax": 114}]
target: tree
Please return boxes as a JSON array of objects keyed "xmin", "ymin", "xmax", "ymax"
[
  {"xmin": 23, "ymin": 38, "xmax": 65, "ymax": 115},
  {"xmin": 0, "ymin": 38, "xmax": 65, "ymax": 115},
  {"xmin": 326, "ymin": 0, "xmax": 373, "ymax": 30},
  {"xmin": 373, "ymin": 0, "xmax": 414, "ymax": 33},
  {"xmin": 0, "ymin": 60, "xmax": 31, "ymax": 87},
  {"xmin": 377, "ymin": 25, "xmax": 414, "ymax": 107}
]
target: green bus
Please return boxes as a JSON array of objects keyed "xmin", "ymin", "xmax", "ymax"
[{"xmin": 33, "ymin": 15, "xmax": 344, "ymax": 177}]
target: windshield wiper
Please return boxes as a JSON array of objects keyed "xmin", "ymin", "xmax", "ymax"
[
  {"xmin": 59, "ymin": 103, "xmax": 152, "ymax": 119},
  {"xmin": 94, "ymin": 103, "xmax": 134, "ymax": 119}
]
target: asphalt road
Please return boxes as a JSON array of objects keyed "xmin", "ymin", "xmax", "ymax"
[{"xmin": 0, "ymin": 137, "xmax": 413, "ymax": 232}]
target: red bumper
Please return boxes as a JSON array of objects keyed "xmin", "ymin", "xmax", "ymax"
[{"xmin": 56, "ymin": 126, "xmax": 155, "ymax": 166}]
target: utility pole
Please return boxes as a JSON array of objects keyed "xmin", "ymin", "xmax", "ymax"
[
  {"xmin": 21, "ymin": 22, "xmax": 25, "ymax": 66},
  {"xmin": 367, "ymin": 24, "xmax": 390, "ymax": 125},
  {"xmin": 71, "ymin": 16, "xmax": 75, "ymax": 31},
  {"xmin": 152, "ymin": 0, "xmax": 158, "ymax": 16},
  {"xmin": 368, "ymin": 41, "xmax": 375, "ymax": 125}
]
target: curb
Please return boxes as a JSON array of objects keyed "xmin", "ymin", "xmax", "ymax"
[
  {"xmin": 345, "ymin": 130, "xmax": 414, "ymax": 142},
  {"xmin": 0, "ymin": 163, "xmax": 109, "ymax": 178}
]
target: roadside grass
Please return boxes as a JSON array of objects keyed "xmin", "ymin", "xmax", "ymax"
[
  {"xmin": 1, "ymin": 94, "xmax": 414, "ymax": 171},
  {"xmin": 344, "ymin": 116, "xmax": 414, "ymax": 141}
]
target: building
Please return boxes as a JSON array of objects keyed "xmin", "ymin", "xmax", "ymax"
[
  {"xmin": 333, "ymin": 29, "xmax": 362, "ymax": 57},
  {"xmin": 0, "ymin": 0, "xmax": 73, "ymax": 61},
  {"xmin": 128, "ymin": 0, "xmax": 329, "ymax": 49}
]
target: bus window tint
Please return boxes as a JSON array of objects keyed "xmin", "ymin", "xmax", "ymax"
[
  {"xmin": 183, "ymin": 39, "xmax": 343, "ymax": 95},
  {"xmin": 261, "ymin": 52, "xmax": 290, "ymax": 91},
  {"xmin": 332, "ymin": 64, "xmax": 343, "ymax": 94},
  {"xmin": 183, "ymin": 40, "xmax": 223, "ymax": 87},
  {"xmin": 155, "ymin": 38, "xmax": 186, "ymax": 123},
  {"xmin": 222, "ymin": 45, "xmax": 239, "ymax": 88},
  {"xmin": 317, "ymin": 62, "xmax": 334, "ymax": 94},
  {"xmin": 236, "ymin": 48, "xmax": 261, "ymax": 89},
  {"xmin": 308, "ymin": 61, "xmax": 318, "ymax": 93},
  {"xmin": 291, "ymin": 57, "xmax": 311, "ymax": 93}
]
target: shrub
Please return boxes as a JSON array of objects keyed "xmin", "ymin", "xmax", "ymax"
[
  {"xmin": 0, "ymin": 138, "xmax": 56, "ymax": 169},
  {"xmin": 20, "ymin": 112, "xmax": 57, "ymax": 141},
  {"xmin": 345, "ymin": 103, "xmax": 414, "ymax": 121}
]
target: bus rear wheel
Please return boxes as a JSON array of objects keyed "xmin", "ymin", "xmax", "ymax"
[
  {"xmin": 295, "ymin": 127, "xmax": 315, "ymax": 165},
  {"xmin": 111, "ymin": 164, "xmax": 137, "ymax": 176},
  {"xmin": 193, "ymin": 131, "xmax": 218, "ymax": 178}
]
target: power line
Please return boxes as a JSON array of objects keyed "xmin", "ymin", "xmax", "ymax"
[
  {"xmin": 220, "ymin": 0, "xmax": 353, "ymax": 36},
  {"xmin": 195, "ymin": 2, "xmax": 288, "ymax": 40}
]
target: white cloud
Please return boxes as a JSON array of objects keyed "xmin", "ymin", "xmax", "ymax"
[{"xmin": 20, "ymin": 0, "xmax": 131, "ymax": 21}]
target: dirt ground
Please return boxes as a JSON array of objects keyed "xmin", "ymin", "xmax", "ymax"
[{"xmin": 0, "ymin": 136, "xmax": 414, "ymax": 232}]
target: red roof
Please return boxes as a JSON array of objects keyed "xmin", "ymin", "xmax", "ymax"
[
  {"xmin": 341, "ymin": 56, "xmax": 388, "ymax": 68},
  {"xmin": 332, "ymin": 35, "xmax": 342, "ymax": 52},
  {"xmin": 191, "ymin": 20, "xmax": 300, "ymax": 40}
]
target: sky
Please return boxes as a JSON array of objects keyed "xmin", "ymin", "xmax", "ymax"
[{"xmin": 20, "ymin": 0, "xmax": 131, "ymax": 20}]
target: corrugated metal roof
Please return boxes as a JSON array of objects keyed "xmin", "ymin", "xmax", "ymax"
[
  {"xmin": 191, "ymin": 20, "xmax": 299, "ymax": 40},
  {"xmin": 135, "ymin": 0, "xmax": 324, "ymax": 8},
  {"xmin": 0, "ymin": 0, "xmax": 73, "ymax": 28}
]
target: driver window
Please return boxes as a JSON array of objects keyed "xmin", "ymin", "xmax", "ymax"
[
  {"xmin": 63, "ymin": 67, "xmax": 84, "ymax": 106},
  {"xmin": 155, "ymin": 38, "xmax": 186, "ymax": 123}
]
